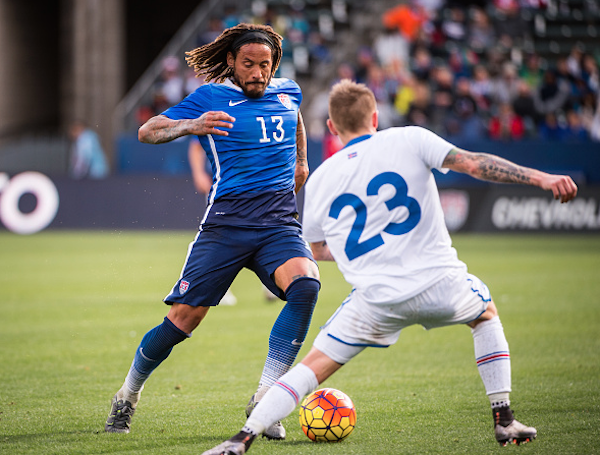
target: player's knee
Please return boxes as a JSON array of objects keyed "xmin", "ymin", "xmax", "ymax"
[
  {"xmin": 284, "ymin": 277, "xmax": 321, "ymax": 308},
  {"xmin": 469, "ymin": 301, "xmax": 499, "ymax": 328}
]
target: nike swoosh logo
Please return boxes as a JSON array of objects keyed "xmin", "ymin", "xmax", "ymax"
[
  {"xmin": 291, "ymin": 339, "xmax": 303, "ymax": 346},
  {"xmin": 229, "ymin": 100, "xmax": 248, "ymax": 106}
]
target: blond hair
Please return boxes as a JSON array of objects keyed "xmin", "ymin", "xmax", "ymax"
[{"xmin": 328, "ymin": 79, "xmax": 377, "ymax": 134}]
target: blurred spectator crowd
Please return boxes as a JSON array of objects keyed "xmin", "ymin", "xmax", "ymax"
[{"xmin": 137, "ymin": 0, "xmax": 600, "ymax": 159}]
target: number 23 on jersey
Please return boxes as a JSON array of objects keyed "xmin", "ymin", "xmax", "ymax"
[{"xmin": 329, "ymin": 172, "xmax": 421, "ymax": 261}]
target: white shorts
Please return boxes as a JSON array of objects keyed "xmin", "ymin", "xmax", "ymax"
[{"xmin": 313, "ymin": 268, "xmax": 490, "ymax": 364}]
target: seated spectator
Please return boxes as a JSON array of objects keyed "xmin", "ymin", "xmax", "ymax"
[
  {"xmin": 467, "ymin": 7, "xmax": 495, "ymax": 53},
  {"xmin": 366, "ymin": 64, "xmax": 401, "ymax": 128},
  {"xmin": 197, "ymin": 17, "xmax": 224, "ymax": 46},
  {"xmin": 157, "ymin": 56, "xmax": 184, "ymax": 106},
  {"xmin": 534, "ymin": 70, "xmax": 571, "ymax": 116},
  {"xmin": 441, "ymin": 6, "xmax": 468, "ymax": 44},
  {"xmin": 580, "ymin": 92, "xmax": 598, "ymax": 136},
  {"xmin": 538, "ymin": 112, "xmax": 568, "ymax": 141},
  {"xmin": 519, "ymin": 53, "xmax": 544, "ymax": 89},
  {"xmin": 448, "ymin": 76, "xmax": 485, "ymax": 141},
  {"xmin": 491, "ymin": 62, "xmax": 521, "ymax": 105},
  {"xmin": 355, "ymin": 46, "xmax": 375, "ymax": 84},
  {"xmin": 448, "ymin": 46, "xmax": 477, "ymax": 80},
  {"xmin": 470, "ymin": 64, "xmax": 494, "ymax": 112},
  {"xmin": 394, "ymin": 72, "xmax": 417, "ymax": 120},
  {"xmin": 488, "ymin": 102, "xmax": 525, "ymax": 140},
  {"xmin": 405, "ymin": 80, "xmax": 433, "ymax": 127},
  {"xmin": 374, "ymin": 26, "xmax": 410, "ymax": 69},
  {"xmin": 307, "ymin": 31, "xmax": 331, "ymax": 65},
  {"xmin": 411, "ymin": 45, "xmax": 433, "ymax": 81},
  {"xmin": 492, "ymin": 0, "xmax": 529, "ymax": 46},
  {"xmin": 382, "ymin": 1, "xmax": 429, "ymax": 42},
  {"xmin": 429, "ymin": 65, "xmax": 455, "ymax": 134},
  {"xmin": 564, "ymin": 110, "xmax": 589, "ymax": 142},
  {"xmin": 581, "ymin": 53, "xmax": 599, "ymax": 94},
  {"xmin": 566, "ymin": 44, "xmax": 584, "ymax": 79},
  {"xmin": 512, "ymin": 80, "xmax": 540, "ymax": 136}
]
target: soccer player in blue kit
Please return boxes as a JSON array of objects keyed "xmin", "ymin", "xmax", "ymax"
[{"xmin": 105, "ymin": 24, "xmax": 320, "ymax": 439}]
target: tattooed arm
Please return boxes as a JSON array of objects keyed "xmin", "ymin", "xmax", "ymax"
[
  {"xmin": 311, "ymin": 241, "xmax": 335, "ymax": 262},
  {"xmin": 138, "ymin": 112, "xmax": 235, "ymax": 144},
  {"xmin": 443, "ymin": 148, "xmax": 578, "ymax": 203},
  {"xmin": 294, "ymin": 110, "xmax": 310, "ymax": 194}
]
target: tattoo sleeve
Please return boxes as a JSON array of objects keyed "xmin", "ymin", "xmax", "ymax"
[
  {"xmin": 139, "ymin": 116, "xmax": 190, "ymax": 144},
  {"xmin": 295, "ymin": 111, "xmax": 309, "ymax": 193},
  {"xmin": 444, "ymin": 148, "xmax": 535, "ymax": 185}
]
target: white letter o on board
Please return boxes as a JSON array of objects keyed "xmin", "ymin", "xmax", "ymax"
[{"xmin": 0, "ymin": 172, "xmax": 59, "ymax": 234}]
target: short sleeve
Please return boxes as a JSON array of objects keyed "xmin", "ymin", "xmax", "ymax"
[
  {"xmin": 406, "ymin": 126, "xmax": 455, "ymax": 173},
  {"xmin": 162, "ymin": 85, "xmax": 212, "ymax": 120}
]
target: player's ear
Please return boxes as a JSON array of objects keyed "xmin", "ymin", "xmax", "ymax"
[
  {"xmin": 327, "ymin": 118, "xmax": 339, "ymax": 136},
  {"xmin": 226, "ymin": 52, "xmax": 234, "ymax": 68},
  {"xmin": 372, "ymin": 110, "xmax": 379, "ymax": 130}
]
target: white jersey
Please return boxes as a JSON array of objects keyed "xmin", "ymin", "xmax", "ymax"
[{"xmin": 303, "ymin": 126, "xmax": 467, "ymax": 304}]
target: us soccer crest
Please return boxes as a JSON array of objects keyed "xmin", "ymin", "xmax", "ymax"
[
  {"xmin": 277, "ymin": 93, "xmax": 292, "ymax": 109},
  {"xmin": 179, "ymin": 280, "xmax": 190, "ymax": 294}
]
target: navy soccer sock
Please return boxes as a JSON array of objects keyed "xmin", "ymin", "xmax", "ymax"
[
  {"xmin": 125, "ymin": 316, "xmax": 189, "ymax": 393},
  {"xmin": 258, "ymin": 277, "xmax": 320, "ymax": 388}
]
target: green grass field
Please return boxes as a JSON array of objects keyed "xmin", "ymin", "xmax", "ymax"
[{"xmin": 0, "ymin": 231, "xmax": 599, "ymax": 454}]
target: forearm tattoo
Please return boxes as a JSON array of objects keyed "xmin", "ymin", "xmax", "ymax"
[
  {"xmin": 446, "ymin": 150, "xmax": 533, "ymax": 185},
  {"xmin": 142, "ymin": 116, "xmax": 188, "ymax": 144},
  {"xmin": 296, "ymin": 148, "xmax": 308, "ymax": 169}
]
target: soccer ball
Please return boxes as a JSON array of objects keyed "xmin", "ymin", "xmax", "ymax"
[{"xmin": 299, "ymin": 388, "xmax": 356, "ymax": 442}]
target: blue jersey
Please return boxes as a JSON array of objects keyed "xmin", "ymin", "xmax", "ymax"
[{"xmin": 162, "ymin": 78, "xmax": 302, "ymax": 227}]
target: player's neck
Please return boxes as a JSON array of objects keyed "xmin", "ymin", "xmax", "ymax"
[{"xmin": 338, "ymin": 128, "xmax": 376, "ymax": 146}]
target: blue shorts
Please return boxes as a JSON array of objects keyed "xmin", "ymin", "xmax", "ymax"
[{"xmin": 164, "ymin": 224, "xmax": 315, "ymax": 307}]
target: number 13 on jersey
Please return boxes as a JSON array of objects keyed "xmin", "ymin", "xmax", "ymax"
[
  {"xmin": 329, "ymin": 172, "xmax": 421, "ymax": 261},
  {"xmin": 256, "ymin": 116, "xmax": 285, "ymax": 143}
]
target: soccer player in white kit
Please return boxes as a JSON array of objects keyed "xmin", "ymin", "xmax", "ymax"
[{"xmin": 201, "ymin": 80, "xmax": 578, "ymax": 454}]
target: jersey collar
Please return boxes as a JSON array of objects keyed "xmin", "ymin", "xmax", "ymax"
[{"xmin": 342, "ymin": 134, "xmax": 373, "ymax": 150}]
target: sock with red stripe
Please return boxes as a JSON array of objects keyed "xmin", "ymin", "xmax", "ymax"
[
  {"xmin": 471, "ymin": 316, "xmax": 512, "ymax": 402},
  {"xmin": 243, "ymin": 363, "xmax": 318, "ymax": 436}
]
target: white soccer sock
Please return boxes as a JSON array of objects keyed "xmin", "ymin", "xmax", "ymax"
[
  {"xmin": 244, "ymin": 363, "xmax": 319, "ymax": 435},
  {"xmin": 116, "ymin": 382, "xmax": 143, "ymax": 407},
  {"xmin": 471, "ymin": 316, "xmax": 512, "ymax": 402}
]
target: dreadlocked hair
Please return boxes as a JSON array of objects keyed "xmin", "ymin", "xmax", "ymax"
[{"xmin": 185, "ymin": 23, "xmax": 283, "ymax": 83}]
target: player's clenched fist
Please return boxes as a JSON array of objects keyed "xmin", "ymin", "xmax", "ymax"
[{"xmin": 542, "ymin": 174, "xmax": 578, "ymax": 203}]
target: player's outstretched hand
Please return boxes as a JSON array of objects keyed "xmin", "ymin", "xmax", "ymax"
[
  {"xmin": 541, "ymin": 174, "xmax": 578, "ymax": 203},
  {"xmin": 193, "ymin": 111, "xmax": 235, "ymax": 136}
]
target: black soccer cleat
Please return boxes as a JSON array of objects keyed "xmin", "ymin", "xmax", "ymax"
[
  {"xmin": 105, "ymin": 394, "xmax": 136, "ymax": 433},
  {"xmin": 201, "ymin": 431, "xmax": 256, "ymax": 455}
]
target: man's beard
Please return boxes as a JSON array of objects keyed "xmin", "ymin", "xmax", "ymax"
[{"xmin": 233, "ymin": 73, "xmax": 270, "ymax": 98}]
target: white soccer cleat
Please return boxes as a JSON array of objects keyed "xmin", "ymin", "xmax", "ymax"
[
  {"xmin": 245, "ymin": 388, "xmax": 286, "ymax": 440},
  {"xmin": 495, "ymin": 419, "xmax": 537, "ymax": 446}
]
